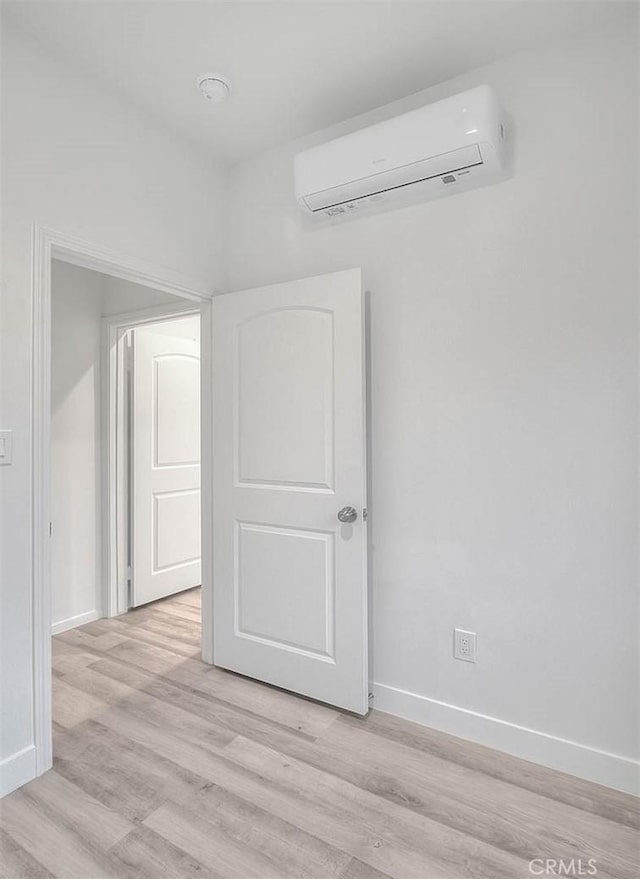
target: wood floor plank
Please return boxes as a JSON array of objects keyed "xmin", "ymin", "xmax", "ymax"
[
  {"xmin": 82, "ymin": 614, "xmax": 202, "ymax": 658},
  {"xmin": 87, "ymin": 656, "xmax": 320, "ymax": 749},
  {"xmin": 192, "ymin": 667, "xmax": 339, "ymax": 738},
  {"xmin": 0, "ymin": 790, "xmax": 117, "ymax": 879},
  {"xmin": 52, "ymin": 648, "xmax": 101, "ymax": 676},
  {"xmin": 153, "ymin": 599, "xmax": 202, "ymax": 623},
  {"xmin": 220, "ymin": 735, "xmax": 534, "ymax": 879},
  {"xmin": 178, "ymin": 708, "xmax": 625, "ymax": 877},
  {"xmin": 18, "ymin": 769, "xmax": 133, "ymax": 852},
  {"xmin": 168, "ymin": 588, "xmax": 202, "ymax": 609},
  {"xmin": 107, "ymin": 825, "xmax": 214, "ymax": 879},
  {"xmin": 85, "ymin": 644, "xmax": 634, "ymax": 879},
  {"xmin": 315, "ymin": 717, "xmax": 639, "ymax": 877},
  {"xmin": 105, "ymin": 637, "xmax": 339, "ymax": 737},
  {"xmin": 51, "ymin": 638, "xmax": 88, "ymax": 657},
  {"xmin": 105, "ymin": 715, "xmax": 526, "ymax": 879},
  {"xmin": 131, "ymin": 606, "xmax": 200, "ymax": 635},
  {"xmin": 52, "ymin": 676, "xmax": 109, "ymax": 728},
  {"xmin": 98, "ymin": 635, "xmax": 208, "ymax": 676},
  {"xmin": 131, "ymin": 614, "xmax": 201, "ymax": 646},
  {"xmin": 90, "ymin": 652, "xmax": 632, "ymax": 878},
  {"xmin": 339, "ymin": 859, "xmax": 393, "ymax": 879},
  {"xmin": 174, "ymin": 779, "xmax": 352, "ymax": 879},
  {"xmin": 0, "ymin": 828, "xmax": 54, "ymax": 879},
  {"xmin": 117, "ymin": 606, "xmax": 199, "ymax": 638},
  {"xmin": 97, "ymin": 703, "xmax": 236, "ymax": 781},
  {"xmin": 55, "ymin": 627, "xmax": 130, "ymax": 653},
  {"xmin": 53, "ymin": 720, "xmax": 208, "ymax": 823},
  {"xmin": 343, "ymin": 710, "xmax": 640, "ymax": 830},
  {"xmin": 61, "ymin": 706, "xmax": 390, "ymax": 877},
  {"xmin": 153, "ymin": 608, "xmax": 202, "ymax": 630},
  {"xmin": 145, "ymin": 799, "xmax": 304, "ymax": 879},
  {"xmin": 60, "ymin": 664, "xmax": 236, "ymax": 755},
  {"xmin": 80, "ymin": 618, "xmax": 118, "ymax": 637}
]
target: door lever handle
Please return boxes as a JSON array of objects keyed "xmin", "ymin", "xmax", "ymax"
[{"xmin": 337, "ymin": 506, "xmax": 358, "ymax": 524}]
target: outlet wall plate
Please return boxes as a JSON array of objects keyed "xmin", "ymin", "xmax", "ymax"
[
  {"xmin": 454, "ymin": 628, "xmax": 477, "ymax": 663},
  {"xmin": 0, "ymin": 430, "xmax": 13, "ymax": 465}
]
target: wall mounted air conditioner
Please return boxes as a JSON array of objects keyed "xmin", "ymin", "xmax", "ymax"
[{"xmin": 294, "ymin": 85, "xmax": 508, "ymax": 219}]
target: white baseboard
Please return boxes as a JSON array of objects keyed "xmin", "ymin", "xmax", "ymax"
[
  {"xmin": 51, "ymin": 609, "xmax": 101, "ymax": 635},
  {"xmin": 372, "ymin": 681, "xmax": 640, "ymax": 797},
  {"xmin": 0, "ymin": 745, "xmax": 36, "ymax": 798}
]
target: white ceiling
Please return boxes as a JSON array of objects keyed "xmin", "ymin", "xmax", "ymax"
[{"xmin": 3, "ymin": 1, "xmax": 630, "ymax": 163}]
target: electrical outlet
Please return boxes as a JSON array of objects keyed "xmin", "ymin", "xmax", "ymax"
[{"xmin": 454, "ymin": 628, "xmax": 477, "ymax": 663}]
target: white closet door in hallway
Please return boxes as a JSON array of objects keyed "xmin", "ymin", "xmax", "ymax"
[{"xmin": 131, "ymin": 316, "xmax": 201, "ymax": 607}]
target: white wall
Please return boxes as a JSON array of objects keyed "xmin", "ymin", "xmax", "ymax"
[
  {"xmin": 143, "ymin": 314, "xmax": 200, "ymax": 341},
  {"xmin": 227, "ymin": 19, "xmax": 639, "ymax": 790},
  {"xmin": 0, "ymin": 18, "xmax": 226, "ymax": 793},
  {"xmin": 50, "ymin": 262, "xmax": 104, "ymax": 633},
  {"xmin": 101, "ymin": 275, "xmax": 179, "ymax": 317}
]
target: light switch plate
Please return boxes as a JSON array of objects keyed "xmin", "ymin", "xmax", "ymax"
[{"xmin": 0, "ymin": 430, "xmax": 13, "ymax": 465}]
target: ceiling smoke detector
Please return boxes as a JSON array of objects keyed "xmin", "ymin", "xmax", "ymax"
[{"xmin": 197, "ymin": 73, "xmax": 231, "ymax": 104}]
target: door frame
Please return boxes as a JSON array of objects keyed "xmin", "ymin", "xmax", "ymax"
[
  {"xmin": 103, "ymin": 304, "xmax": 203, "ymax": 618},
  {"xmin": 31, "ymin": 225, "xmax": 215, "ymax": 777}
]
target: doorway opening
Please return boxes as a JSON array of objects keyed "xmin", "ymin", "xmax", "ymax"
[
  {"xmin": 50, "ymin": 260, "xmax": 205, "ymax": 650},
  {"xmin": 32, "ymin": 227, "xmax": 214, "ymax": 777},
  {"xmin": 50, "ymin": 265, "xmax": 205, "ymax": 755}
]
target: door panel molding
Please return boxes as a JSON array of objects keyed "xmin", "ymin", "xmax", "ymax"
[
  {"xmin": 153, "ymin": 352, "xmax": 201, "ymax": 468},
  {"xmin": 153, "ymin": 488, "xmax": 202, "ymax": 573},
  {"xmin": 233, "ymin": 520, "xmax": 336, "ymax": 662},
  {"xmin": 233, "ymin": 307, "xmax": 336, "ymax": 492}
]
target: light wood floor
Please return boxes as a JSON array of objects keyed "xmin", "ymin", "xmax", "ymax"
[{"xmin": 1, "ymin": 589, "xmax": 638, "ymax": 879}]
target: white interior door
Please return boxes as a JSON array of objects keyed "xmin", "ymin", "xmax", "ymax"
[
  {"xmin": 131, "ymin": 317, "xmax": 201, "ymax": 607},
  {"xmin": 213, "ymin": 268, "xmax": 368, "ymax": 714}
]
